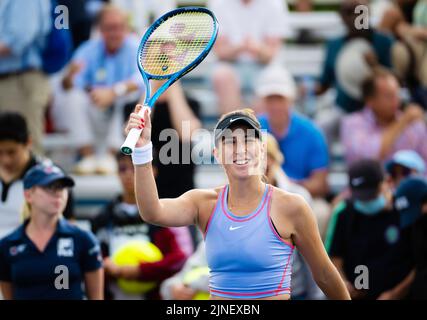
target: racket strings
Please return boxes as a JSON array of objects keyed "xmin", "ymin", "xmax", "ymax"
[{"xmin": 140, "ymin": 11, "xmax": 215, "ymax": 76}]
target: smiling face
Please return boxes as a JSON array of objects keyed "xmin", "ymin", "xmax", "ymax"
[{"xmin": 214, "ymin": 124, "xmax": 265, "ymax": 180}]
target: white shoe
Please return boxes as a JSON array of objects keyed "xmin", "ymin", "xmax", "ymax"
[
  {"xmin": 96, "ymin": 154, "xmax": 117, "ymax": 175},
  {"xmin": 73, "ymin": 155, "xmax": 98, "ymax": 175}
]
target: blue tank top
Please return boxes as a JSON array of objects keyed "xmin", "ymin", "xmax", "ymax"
[{"xmin": 204, "ymin": 184, "xmax": 295, "ymax": 299}]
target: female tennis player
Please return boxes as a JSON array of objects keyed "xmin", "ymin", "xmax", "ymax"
[{"xmin": 125, "ymin": 105, "xmax": 350, "ymax": 300}]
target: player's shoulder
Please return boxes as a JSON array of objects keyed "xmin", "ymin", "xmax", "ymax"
[
  {"xmin": 271, "ymin": 186, "xmax": 309, "ymax": 218},
  {"xmin": 184, "ymin": 187, "xmax": 223, "ymax": 202}
]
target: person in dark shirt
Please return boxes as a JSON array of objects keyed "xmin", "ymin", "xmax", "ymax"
[
  {"xmin": 410, "ymin": 195, "xmax": 427, "ymax": 299},
  {"xmin": 92, "ymin": 152, "xmax": 187, "ymax": 300},
  {"xmin": 329, "ymin": 159, "xmax": 413, "ymax": 300},
  {"xmin": 316, "ymin": 0, "xmax": 394, "ymax": 113},
  {"xmin": 394, "ymin": 176, "xmax": 427, "ymax": 299},
  {"xmin": 57, "ymin": 0, "xmax": 102, "ymax": 50},
  {"xmin": 0, "ymin": 112, "xmax": 74, "ymax": 239}
]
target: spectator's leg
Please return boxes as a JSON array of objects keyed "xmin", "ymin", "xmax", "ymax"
[
  {"xmin": 239, "ymin": 62, "xmax": 263, "ymax": 109},
  {"xmin": 95, "ymin": 100, "xmax": 128, "ymax": 175},
  {"xmin": 21, "ymin": 71, "xmax": 51, "ymax": 156},
  {"xmin": 212, "ymin": 63, "xmax": 242, "ymax": 114},
  {"xmin": 53, "ymin": 88, "xmax": 99, "ymax": 174},
  {"xmin": 0, "ymin": 71, "xmax": 50, "ymax": 156},
  {"xmin": 88, "ymin": 104, "xmax": 120, "ymax": 175},
  {"xmin": 52, "ymin": 87, "xmax": 96, "ymax": 151}
]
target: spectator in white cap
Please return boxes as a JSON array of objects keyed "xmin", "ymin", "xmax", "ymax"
[
  {"xmin": 256, "ymin": 65, "xmax": 331, "ymax": 239},
  {"xmin": 208, "ymin": 0, "xmax": 291, "ymax": 114},
  {"xmin": 256, "ymin": 65, "xmax": 329, "ymax": 198},
  {"xmin": 385, "ymin": 149, "xmax": 426, "ymax": 190}
]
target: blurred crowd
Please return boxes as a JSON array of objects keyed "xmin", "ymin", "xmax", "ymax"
[{"xmin": 0, "ymin": 0, "xmax": 427, "ymax": 300}]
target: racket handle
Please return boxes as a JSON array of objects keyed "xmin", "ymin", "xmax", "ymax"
[{"xmin": 120, "ymin": 105, "xmax": 150, "ymax": 155}]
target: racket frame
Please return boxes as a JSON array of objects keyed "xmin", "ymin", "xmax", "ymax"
[{"xmin": 121, "ymin": 6, "xmax": 218, "ymax": 155}]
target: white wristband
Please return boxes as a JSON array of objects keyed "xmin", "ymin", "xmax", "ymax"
[{"xmin": 131, "ymin": 142, "xmax": 153, "ymax": 165}]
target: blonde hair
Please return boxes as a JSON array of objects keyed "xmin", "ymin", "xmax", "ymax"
[
  {"xmin": 266, "ymin": 133, "xmax": 284, "ymax": 165},
  {"xmin": 20, "ymin": 201, "xmax": 31, "ymax": 222}
]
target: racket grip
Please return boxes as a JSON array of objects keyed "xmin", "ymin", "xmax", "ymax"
[{"xmin": 120, "ymin": 105, "xmax": 150, "ymax": 155}]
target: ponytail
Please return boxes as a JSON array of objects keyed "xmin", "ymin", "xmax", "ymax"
[{"xmin": 20, "ymin": 201, "xmax": 31, "ymax": 222}]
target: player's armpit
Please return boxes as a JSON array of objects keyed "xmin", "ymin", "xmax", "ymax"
[{"xmin": 144, "ymin": 189, "xmax": 202, "ymax": 228}]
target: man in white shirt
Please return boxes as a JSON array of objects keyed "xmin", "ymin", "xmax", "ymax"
[{"xmin": 208, "ymin": 0, "xmax": 291, "ymax": 113}]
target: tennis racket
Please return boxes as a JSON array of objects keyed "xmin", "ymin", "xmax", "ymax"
[{"xmin": 120, "ymin": 7, "xmax": 218, "ymax": 155}]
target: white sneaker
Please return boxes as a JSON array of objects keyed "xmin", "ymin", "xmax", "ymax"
[
  {"xmin": 73, "ymin": 155, "xmax": 98, "ymax": 175},
  {"xmin": 96, "ymin": 154, "xmax": 117, "ymax": 175}
]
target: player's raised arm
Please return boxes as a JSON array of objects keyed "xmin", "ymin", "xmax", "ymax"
[{"xmin": 125, "ymin": 105, "xmax": 199, "ymax": 227}]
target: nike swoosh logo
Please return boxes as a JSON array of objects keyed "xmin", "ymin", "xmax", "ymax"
[
  {"xmin": 229, "ymin": 118, "xmax": 237, "ymax": 123},
  {"xmin": 229, "ymin": 226, "xmax": 243, "ymax": 231}
]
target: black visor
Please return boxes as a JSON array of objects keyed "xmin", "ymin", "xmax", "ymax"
[{"xmin": 214, "ymin": 114, "xmax": 261, "ymax": 145}]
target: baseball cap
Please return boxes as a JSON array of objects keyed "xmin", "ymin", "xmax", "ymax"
[
  {"xmin": 348, "ymin": 159, "xmax": 384, "ymax": 201},
  {"xmin": 255, "ymin": 65, "xmax": 297, "ymax": 100},
  {"xmin": 23, "ymin": 163, "xmax": 75, "ymax": 190},
  {"xmin": 394, "ymin": 176, "xmax": 427, "ymax": 228},
  {"xmin": 385, "ymin": 150, "xmax": 426, "ymax": 174},
  {"xmin": 214, "ymin": 111, "xmax": 262, "ymax": 145}
]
